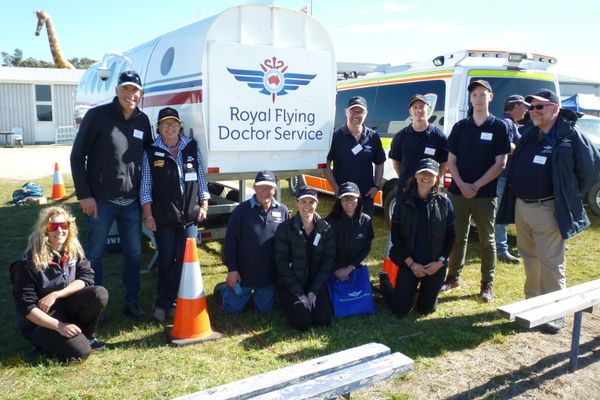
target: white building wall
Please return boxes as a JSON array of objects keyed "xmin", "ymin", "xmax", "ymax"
[{"xmin": 0, "ymin": 83, "xmax": 35, "ymax": 143}]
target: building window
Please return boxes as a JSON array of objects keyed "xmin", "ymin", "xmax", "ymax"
[{"xmin": 35, "ymin": 84, "xmax": 53, "ymax": 122}]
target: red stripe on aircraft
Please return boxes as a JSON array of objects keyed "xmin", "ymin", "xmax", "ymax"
[{"xmin": 142, "ymin": 90, "xmax": 203, "ymax": 107}]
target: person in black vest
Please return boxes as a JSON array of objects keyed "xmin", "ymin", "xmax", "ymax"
[
  {"xmin": 380, "ymin": 159, "xmax": 455, "ymax": 317},
  {"xmin": 140, "ymin": 107, "xmax": 210, "ymax": 322}
]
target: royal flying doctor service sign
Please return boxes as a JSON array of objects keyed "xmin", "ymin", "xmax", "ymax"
[{"xmin": 207, "ymin": 42, "xmax": 334, "ymax": 152}]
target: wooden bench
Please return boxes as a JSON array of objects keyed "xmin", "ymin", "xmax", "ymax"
[
  {"xmin": 498, "ymin": 279, "xmax": 600, "ymax": 372},
  {"xmin": 173, "ymin": 342, "xmax": 413, "ymax": 400}
]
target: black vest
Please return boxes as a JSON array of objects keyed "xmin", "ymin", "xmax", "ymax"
[{"xmin": 145, "ymin": 140, "xmax": 200, "ymax": 227}]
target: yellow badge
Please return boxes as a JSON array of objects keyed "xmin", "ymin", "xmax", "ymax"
[{"xmin": 154, "ymin": 160, "xmax": 165, "ymax": 168}]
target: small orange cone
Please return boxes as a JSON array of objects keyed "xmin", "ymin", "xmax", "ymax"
[
  {"xmin": 382, "ymin": 226, "xmax": 399, "ymax": 288},
  {"xmin": 167, "ymin": 238, "xmax": 221, "ymax": 345},
  {"xmin": 51, "ymin": 162, "xmax": 67, "ymax": 200}
]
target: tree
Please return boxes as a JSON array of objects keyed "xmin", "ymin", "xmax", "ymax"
[{"xmin": 1, "ymin": 48, "xmax": 96, "ymax": 69}]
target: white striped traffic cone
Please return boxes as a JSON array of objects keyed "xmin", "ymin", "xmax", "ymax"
[{"xmin": 51, "ymin": 162, "xmax": 67, "ymax": 200}]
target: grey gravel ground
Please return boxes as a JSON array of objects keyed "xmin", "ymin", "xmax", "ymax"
[{"xmin": 0, "ymin": 145, "xmax": 72, "ymax": 180}]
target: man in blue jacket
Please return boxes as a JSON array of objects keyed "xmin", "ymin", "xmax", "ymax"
[
  {"xmin": 498, "ymin": 89, "xmax": 600, "ymax": 333},
  {"xmin": 70, "ymin": 71, "xmax": 152, "ymax": 320}
]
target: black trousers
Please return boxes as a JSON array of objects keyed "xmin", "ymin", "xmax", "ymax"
[
  {"xmin": 22, "ymin": 286, "xmax": 108, "ymax": 360},
  {"xmin": 381, "ymin": 264, "xmax": 446, "ymax": 317},
  {"xmin": 278, "ymin": 284, "xmax": 332, "ymax": 331}
]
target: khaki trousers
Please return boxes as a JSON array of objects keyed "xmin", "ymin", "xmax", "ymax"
[{"xmin": 515, "ymin": 198, "xmax": 566, "ymax": 298}]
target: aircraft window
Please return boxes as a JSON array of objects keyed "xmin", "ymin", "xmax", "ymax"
[{"xmin": 161, "ymin": 47, "xmax": 175, "ymax": 76}]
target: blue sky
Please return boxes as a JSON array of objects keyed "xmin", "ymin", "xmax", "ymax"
[{"xmin": 2, "ymin": 0, "xmax": 599, "ymax": 81}]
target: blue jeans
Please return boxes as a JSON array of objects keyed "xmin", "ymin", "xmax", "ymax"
[
  {"xmin": 154, "ymin": 224, "xmax": 197, "ymax": 310},
  {"xmin": 221, "ymin": 285, "xmax": 275, "ymax": 314},
  {"xmin": 86, "ymin": 200, "xmax": 142, "ymax": 304},
  {"xmin": 495, "ymin": 176, "xmax": 509, "ymax": 255}
]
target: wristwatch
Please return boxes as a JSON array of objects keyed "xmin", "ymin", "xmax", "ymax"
[{"xmin": 438, "ymin": 256, "xmax": 447, "ymax": 263}]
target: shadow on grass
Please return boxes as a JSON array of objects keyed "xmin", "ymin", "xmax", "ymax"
[{"xmin": 447, "ymin": 336, "xmax": 600, "ymax": 400}]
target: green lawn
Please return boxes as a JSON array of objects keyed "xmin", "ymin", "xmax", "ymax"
[{"xmin": 0, "ymin": 176, "xmax": 599, "ymax": 399}]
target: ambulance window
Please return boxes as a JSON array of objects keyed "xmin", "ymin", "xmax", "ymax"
[
  {"xmin": 370, "ymin": 80, "xmax": 446, "ymax": 134},
  {"xmin": 161, "ymin": 47, "xmax": 175, "ymax": 76},
  {"xmin": 334, "ymin": 87, "xmax": 377, "ymax": 128}
]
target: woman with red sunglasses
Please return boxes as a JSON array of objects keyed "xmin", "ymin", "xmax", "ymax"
[{"xmin": 9, "ymin": 206, "xmax": 108, "ymax": 361}]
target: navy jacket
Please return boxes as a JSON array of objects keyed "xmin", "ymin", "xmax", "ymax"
[
  {"xmin": 498, "ymin": 109, "xmax": 600, "ymax": 239},
  {"xmin": 70, "ymin": 97, "xmax": 152, "ymax": 201}
]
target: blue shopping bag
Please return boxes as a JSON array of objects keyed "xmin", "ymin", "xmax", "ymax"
[{"xmin": 327, "ymin": 265, "xmax": 376, "ymax": 318}]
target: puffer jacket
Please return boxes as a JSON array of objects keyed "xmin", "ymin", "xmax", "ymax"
[
  {"xmin": 497, "ymin": 109, "xmax": 600, "ymax": 239},
  {"xmin": 274, "ymin": 213, "xmax": 335, "ymax": 297}
]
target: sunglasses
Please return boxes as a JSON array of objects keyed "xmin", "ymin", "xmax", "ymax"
[
  {"xmin": 159, "ymin": 121, "xmax": 181, "ymax": 128},
  {"xmin": 47, "ymin": 222, "xmax": 69, "ymax": 232},
  {"xmin": 528, "ymin": 103, "xmax": 555, "ymax": 111}
]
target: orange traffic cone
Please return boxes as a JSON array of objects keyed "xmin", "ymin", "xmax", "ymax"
[
  {"xmin": 382, "ymin": 226, "xmax": 399, "ymax": 288},
  {"xmin": 51, "ymin": 162, "xmax": 67, "ymax": 200},
  {"xmin": 167, "ymin": 238, "xmax": 221, "ymax": 345}
]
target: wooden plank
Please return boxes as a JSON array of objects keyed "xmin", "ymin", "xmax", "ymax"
[
  {"xmin": 497, "ymin": 279, "xmax": 600, "ymax": 320},
  {"xmin": 173, "ymin": 343, "xmax": 390, "ymax": 400},
  {"xmin": 252, "ymin": 352, "xmax": 414, "ymax": 400},
  {"xmin": 514, "ymin": 287, "xmax": 600, "ymax": 328}
]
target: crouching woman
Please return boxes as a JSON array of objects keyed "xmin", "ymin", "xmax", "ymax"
[
  {"xmin": 274, "ymin": 187, "xmax": 335, "ymax": 330},
  {"xmin": 380, "ymin": 158, "xmax": 455, "ymax": 317},
  {"xmin": 10, "ymin": 206, "xmax": 108, "ymax": 360}
]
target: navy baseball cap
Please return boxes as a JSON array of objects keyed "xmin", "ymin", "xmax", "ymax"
[
  {"xmin": 157, "ymin": 107, "xmax": 180, "ymax": 123},
  {"xmin": 118, "ymin": 71, "xmax": 142, "ymax": 90},
  {"xmin": 408, "ymin": 94, "xmax": 428, "ymax": 108},
  {"xmin": 525, "ymin": 89, "xmax": 559, "ymax": 105},
  {"xmin": 415, "ymin": 158, "xmax": 439, "ymax": 176},
  {"xmin": 296, "ymin": 186, "xmax": 318, "ymax": 201},
  {"xmin": 254, "ymin": 170, "xmax": 277, "ymax": 187},
  {"xmin": 505, "ymin": 94, "xmax": 529, "ymax": 107},
  {"xmin": 338, "ymin": 182, "xmax": 360, "ymax": 199},
  {"xmin": 346, "ymin": 96, "xmax": 367, "ymax": 110},
  {"xmin": 468, "ymin": 79, "xmax": 492, "ymax": 93}
]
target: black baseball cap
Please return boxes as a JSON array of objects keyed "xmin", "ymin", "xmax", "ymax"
[
  {"xmin": 296, "ymin": 186, "xmax": 318, "ymax": 201},
  {"xmin": 117, "ymin": 70, "xmax": 142, "ymax": 90},
  {"xmin": 157, "ymin": 107, "xmax": 180, "ymax": 123},
  {"xmin": 346, "ymin": 96, "xmax": 367, "ymax": 110},
  {"xmin": 468, "ymin": 79, "xmax": 492, "ymax": 93},
  {"xmin": 504, "ymin": 94, "xmax": 529, "ymax": 107},
  {"xmin": 408, "ymin": 94, "xmax": 428, "ymax": 108},
  {"xmin": 254, "ymin": 170, "xmax": 277, "ymax": 187},
  {"xmin": 525, "ymin": 88, "xmax": 559, "ymax": 105},
  {"xmin": 415, "ymin": 158, "xmax": 439, "ymax": 176},
  {"xmin": 338, "ymin": 182, "xmax": 360, "ymax": 199}
]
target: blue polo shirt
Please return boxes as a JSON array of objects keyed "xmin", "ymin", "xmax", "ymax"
[
  {"xmin": 510, "ymin": 130, "xmax": 554, "ymax": 200},
  {"xmin": 500, "ymin": 114, "xmax": 522, "ymax": 178},
  {"xmin": 389, "ymin": 124, "xmax": 448, "ymax": 189},
  {"xmin": 327, "ymin": 124, "xmax": 386, "ymax": 195},
  {"xmin": 447, "ymin": 115, "xmax": 510, "ymax": 198},
  {"xmin": 223, "ymin": 195, "xmax": 289, "ymax": 288}
]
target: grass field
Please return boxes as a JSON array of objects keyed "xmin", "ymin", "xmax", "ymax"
[{"xmin": 0, "ymin": 175, "xmax": 599, "ymax": 399}]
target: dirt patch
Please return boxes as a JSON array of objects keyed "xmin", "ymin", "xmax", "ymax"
[{"xmin": 366, "ymin": 309, "xmax": 600, "ymax": 399}]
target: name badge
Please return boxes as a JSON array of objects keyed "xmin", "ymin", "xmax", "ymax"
[
  {"xmin": 153, "ymin": 160, "xmax": 165, "ymax": 168},
  {"xmin": 351, "ymin": 144, "xmax": 363, "ymax": 155},
  {"xmin": 424, "ymin": 147, "xmax": 435, "ymax": 156},
  {"xmin": 313, "ymin": 233, "xmax": 321, "ymax": 246},
  {"xmin": 154, "ymin": 151, "xmax": 165, "ymax": 157},
  {"xmin": 133, "ymin": 129, "xmax": 144, "ymax": 140},
  {"xmin": 184, "ymin": 172, "xmax": 198, "ymax": 181},
  {"xmin": 272, "ymin": 211, "xmax": 282, "ymax": 218},
  {"xmin": 480, "ymin": 132, "xmax": 493, "ymax": 141},
  {"xmin": 533, "ymin": 155, "xmax": 547, "ymax": 165}
]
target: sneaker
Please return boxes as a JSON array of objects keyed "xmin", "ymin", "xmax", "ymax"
[
  {"xmin": 213, "ymin": 282, "xmax": 226, "ymax": 301},
  {"xmin": 123, "ymin": 302, "xmax": 146, "ymax": 320},
  {"xmin": 480, "ymin": 282, "xmax": 494, "ymax": 302},
  {"xmin": 540, "ymin": 317, "xmax": 566, "ymax": 334},
  {"xmin": 89, "ymin": 337, "xmax": 106, "ymax": 351},
  {"xmin": 498, "ymin": 252, "xmax": 520, "ymax": 264},
  {"xmin": 152, "ymin": 306, "xmax": 166, "ymax": 322},
  {"xmin": 440, "ymin": 276, "xmax": 460, "ymax": 293}
]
